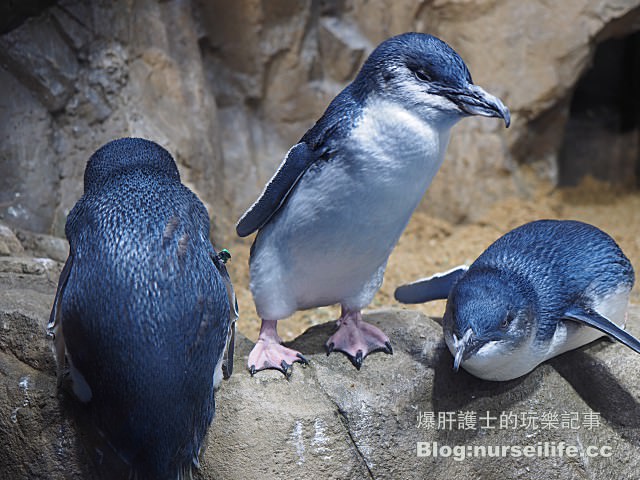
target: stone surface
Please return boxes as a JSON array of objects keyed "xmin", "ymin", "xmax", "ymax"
[
  {"xmin": 417, "ymin": 0, "xmax": 640, "ymax": 220},
  {"xmin": 0, "ymin": 256, "xmax": 58, "ymax": 276},
  {"xmin": 0, "ymin": 0, "xmax": 226, "ymax": 240},
  {"xmin": 1, "ymin": 247, "xmax": 639, "ymax": 479},
  {"xmin": 0, "ymin": 65, "xmax": 59, "ymax": 234},
  {"xmin": 2, "ymin": 1, "xmax": 639, "ymax": 236},
  {"xmin": 0, "ymin": 223, "xmax": 24, "ymax": 257},
  {"xmin": 14, "ymin": 229, "xmax": 69, "ymax": 263}
]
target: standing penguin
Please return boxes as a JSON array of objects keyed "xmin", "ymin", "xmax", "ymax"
[
  {"xmin": 237, "ymin": 32, "xmax": 510, "ymax": 375},
  {"xmin": 48, "ymin": 138, "xmax": 237, "ymax": 479},
  {"xmin": 395, "ymin": 220, "xmax": 640, "ymax": 381}
]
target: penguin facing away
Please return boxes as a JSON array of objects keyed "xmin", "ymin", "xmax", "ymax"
[
  {"xmin": 237, "ymin": 32, "xmax": 510, "ymax": 375},
  {"xmin": 48, "ymin": 138, "xmax": 237, "ymax": 479}
]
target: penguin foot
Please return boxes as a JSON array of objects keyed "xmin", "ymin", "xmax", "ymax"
[
  {"xmin": 325, "ymin": 309, "xmax": 392, "ymax": 370},
  {"xmin": 247, "ymin": 341, "xmax": 308, "ymax": 376},
  {"xmin": 248, "ymin": 320, "xmax": 308, "ymax": 376}
]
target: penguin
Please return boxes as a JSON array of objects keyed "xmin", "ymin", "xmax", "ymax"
[
  {"xmin": 48, "ymin": 138, "xmax": 237, "ymax": 479},
  {"xmin": 236, "ymin": 32, "xmax": 510, "ymax": 375},
  {"xmin": 395, "ymin": 219, "xmax": 639, "ymax": 381}
]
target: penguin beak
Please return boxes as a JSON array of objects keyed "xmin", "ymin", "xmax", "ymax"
[
  {"xmin": 447, "ymin": 84, "xmax": 511, "ymax": 128},
  {"xmin": 453, "ymin": 345, "xmax": 465, "ymax": 371},
  {"xmin": 452, "ymin": 328, "xmax": 474, "ymax": 371}
]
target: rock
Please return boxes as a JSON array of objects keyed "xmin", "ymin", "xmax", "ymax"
[
  {"xmin": 0, "ymin": 13, "xmax": 79, "ymax": 112},
  {"xmin": 14, "ymin": 229, "xmax": 69, "ymax": 263},
  {"xmin": 412, "ymin": 0, "xmax": 640, "ymax": 220},
  {"xmin": 0, "ymin": 287, "xmax": 57, "ymax": 374},
  {"xmin": 0, "ymin": 223, "xmax": 24, "ymax": 256},
  {"xmin": 318, "ymin": 17, "xmax": 370, "ymax": 83},
  {"xmin": 0, "ymin": 256, "xmax": 59, "ymax": 275},
  {"xmin": 0, "ymin": 66, "xmax": 59, "ymax": 233},
  {"xmin": 1, "ymin": 266, "xmax": 639, "ymax": 479},
  {"xmin": 0, "ymin": 0, "xmax": 226, "ymax": 241},
  {"xmin": 198, "ymin": 0, "xmax": 330, "ymax": 225}
]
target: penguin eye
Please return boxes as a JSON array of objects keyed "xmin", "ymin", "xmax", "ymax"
[
  {"xmin": 414, "ymin": 69, "xmax": 432, "ymax": 82},
  {"xmin": 501, "ymin": 312, "xmax": 514, "ymax": 329}
]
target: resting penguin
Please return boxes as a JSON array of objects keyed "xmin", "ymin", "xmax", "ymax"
[
  {"xmin": 236, "ymin": 32, "xmax": 510, "ymax": 375},
  {"xmin": 48, "ymin": 138, "xmax": 237, "ymax": 479},
  {"xmin": 395, "ymin": 219, "xmax": 640, "ymax": 381}
]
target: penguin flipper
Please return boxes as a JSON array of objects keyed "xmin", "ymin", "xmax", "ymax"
[
  {"xmin": 236, "ymin": 142, "xmax": 315, "ymax": 237},
  {"xmin": 48, "ymin": 254, "xmax": 73, "ymax": 386},
  {"xmin": 222, "ymin": 318, "xmax": 236, "ymax": 379},
  {"xmin": 394, "ymin": 265, "xmax": 468, "ymax": 304},
  {"xmin": 563, "ymin": 305, "xmax": 640, "ymax": 354},
  {"xmin": 211, "ymin": 249, "xmax": 238, "ymax": 379}
]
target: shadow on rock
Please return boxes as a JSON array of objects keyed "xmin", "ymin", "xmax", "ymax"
[
  {"xmin": 286, "ymin": 321, "xmax": 337, "ymax": 355},
  {"xmin": 57, "ymin": 385, "xmax": 131, "ymax": 479},
  {"xmin": 429, "ymin": 339, "xmax": 538, "ymax": 444},
  {"xmin": 550, "ymin": 346, "xmax": 640, "ymax": 444}
]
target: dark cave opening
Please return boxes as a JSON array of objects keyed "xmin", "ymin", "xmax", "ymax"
[{"xmin": 558, "ymin": 31, "xmax": 640, "ymax": 188}]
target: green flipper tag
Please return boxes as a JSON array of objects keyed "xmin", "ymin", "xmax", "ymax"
[{"xmin": 218, "ymin": 249, "xmax": 231, "ymax": 264}]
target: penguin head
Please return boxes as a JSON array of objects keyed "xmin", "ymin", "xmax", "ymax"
[
  {"xmin": 355, "ymin": 32, "xmax": 510, "ymax": 128},
  {"xmin": 442, "ymin": 270, "xmax": 536, "ymax": 379},
  {"xmin": 84, "ymin": 138, "xmax": 180, "ymax": 192}
]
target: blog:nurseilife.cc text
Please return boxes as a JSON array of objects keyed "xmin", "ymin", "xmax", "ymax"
[{"xmin": 417, "ymin": 441, "xmax": 612, "ymax": 461}]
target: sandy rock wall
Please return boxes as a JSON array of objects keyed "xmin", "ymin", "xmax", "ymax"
[{"xmin": 1, "ymin": 0, "xmax": 639, "ymax": 235}]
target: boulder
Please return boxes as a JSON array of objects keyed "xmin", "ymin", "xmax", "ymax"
[
  {"xmin": 13, "ymin": 229, "xmax": 69, "ymax": 263},
  {"xmin": 1, "ymin": 258, "xmax": 639, "ymax": 479},
  {"xmin": 0, "ymin": 223, "xmax": 24, "ymax": 257}
]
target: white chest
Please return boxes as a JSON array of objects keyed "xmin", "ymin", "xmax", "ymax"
[
  {"xmin": 283, "ymin": 98, "xmax": 452, "ymax": 235},
  {"xmin": 346, "ymin": 98, "xmax": 451, "ymax": 200}
]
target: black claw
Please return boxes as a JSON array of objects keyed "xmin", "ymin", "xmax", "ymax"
[
  {"xmin": 296, "ymin": 353, "xmax": 310, "ymax": 365},
  {"xmin": 353, "ymin": 350, "xmax": 364, "ymax": 370},
  {"xmin": 282, "ymin": 360, "xmax": 293, "ymax": 379},
  {"xmin": 384, "ymin": 341, "xmax": 393, "ymax": 355},
  {"xmin": 249, "ymin": 365, "xmax": 256, "ymax": 376},
  {"xmin": 280, "ymin": 360, "xmax": 290, "ymax": 374},
  {"xmin": 326, "ymin": 342, "xmax": 334, "ymax": 356}
]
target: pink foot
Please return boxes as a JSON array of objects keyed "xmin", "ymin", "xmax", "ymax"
[
  {"xmin": 325, "ymin": 308, "xmax": 393, "ymax": 370},
  {"xmin": 248, "ymin": 320, "xmax": 308, "ymax": 376}
]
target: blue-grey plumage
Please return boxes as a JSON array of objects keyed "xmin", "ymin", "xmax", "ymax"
[
  {"xmin": 47, "ymin": 138, "xmax": 236, "ymax": 479},
  {"xmin": 395, "ymin": 220, "xmax": 638, "ymax": 381},
  {"xmin": 237, "ymin": 32, "xmax": 510, "ymax": 375}
]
